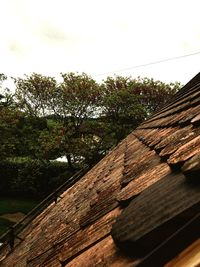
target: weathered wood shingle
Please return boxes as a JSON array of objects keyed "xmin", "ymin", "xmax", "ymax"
[{"xmin": 111, "ymin": 172, "xmax": 200, "ymax": 255}]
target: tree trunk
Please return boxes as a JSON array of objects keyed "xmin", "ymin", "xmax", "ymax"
[{"xmin": 67, "ymin": 154, "xmax": 74, "ymax": 170}]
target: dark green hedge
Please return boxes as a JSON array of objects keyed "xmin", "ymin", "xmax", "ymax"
[{"xmin": 0, "ymin": 159, "xmax": 75, "ymax": 199}]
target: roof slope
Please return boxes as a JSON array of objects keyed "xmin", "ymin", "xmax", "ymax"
[{"xmin": 0, "ymin": 73, "xmax": 200, "ymax": 267}]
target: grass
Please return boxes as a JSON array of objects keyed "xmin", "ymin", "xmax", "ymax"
[
  {"xmin": 0, "ymin": 197, "xmax": 39, "ymax": 216},
  {"xmin": 0, "ymin": 197, "xmax": 39, "ymax": 237}
]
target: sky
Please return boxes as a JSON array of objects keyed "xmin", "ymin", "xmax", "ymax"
[{"xmin": 0, "ymin": 0, "xmax": 200, "ymax": 86}]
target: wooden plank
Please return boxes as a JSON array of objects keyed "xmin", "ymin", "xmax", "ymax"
[
  {"xmin": 181, "ymin": 152, "xmax": 200, "ymax": 174},
  {"xmin": 63, "ymin": 235, "xmax": 138, "ymax": 267},
  {"xmin": 154, "ymin": 125, "xmax": 192, "ymax": 151},
  {"xmin": 118, "ymin": 163, "xmax": 171, "ymax": 203},
  {"xmin": 136, "ymin": 214, "xmax": 200, "ymax": 267},
  {"xmin": 121, "ymin": 152, "xmax": 161, "ymax": 186},
  {"xmin": 165, "ymin": 239, "xmax": 200, "ymax": 267},
  {"xmin": 140, "ymin": 85, "xmax": 200, "ymax": 125},
  {"xmin": 40, "ymin": 208, "xmax": 122, "ymax": 266},
  {"xmin": 168, "ymin": 135, "xmax": 200, "ymax": 165},
  {"xmin": 159, "ymin": 127, "xmax": 200, "ymax": 159},
  {"xmin": 112, "ymin": 172, "xmax": 200, "ymax": 257}
]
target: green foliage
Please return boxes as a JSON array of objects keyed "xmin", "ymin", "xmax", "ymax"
[
  {"xmin": 0, "ymin": 197, "xmax": 38, "ymax": 235},
  {"xmin": 0, "ymin": 72, "xmax": 181, "ymax": 197},
  {"xmin": 0, "ymin": 159, "xmax": 74, "ymax": 199},
  {"xmin": 14, "ymin": 73, "xmax": 57, "ymax": 117},
  {"xmin": 0, "ymin": 197, "xmax": 38, "ymax": 215},
  {"xmin": 10, "ymin": 72, "xmax": 181, "ymax": 166},
  {"xmin": 37, "ymin": 124, "xmax": 64, "ymax": 160},
  {"xmin": 129, "ymin": 77, "xmax": 181, "ymax": 114},
  {"xmin": 48, "ymin": 73, "xmax": 102, "ymax": 166},
  {"xmin": 59, "ymin": 72, "xmax": 101, "ymax": 122},
  {"xmin": 0, "ymin": 107, "xmax": 23, "ymax": 160},
  {"xmin": 0, "ymin": 73, "xmax": 7, "ymax": 96},
  {"xmin": 101, "ymin": 76, "xmax": 146, "ymax": 143},
  {"xmin": 100, "ymin": 75, "xmax": 180, "ymax": 144},
  {"xmin": 0, "ymin": 218, "xmax": 14, "ymax": 236}
]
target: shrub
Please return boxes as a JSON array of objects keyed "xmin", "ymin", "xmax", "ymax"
[{"xmin": 0, "ymin": 159, "xmax": 75, "ymax": 199}]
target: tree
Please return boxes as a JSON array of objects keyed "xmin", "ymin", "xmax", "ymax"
[
  {"xmin": 129, "ymin": 77, "xmax": 181, "ymax": 114},
  {"xmin": 13, "ymin": 72, "xmax": 181, "ymax": 167},
  {"xmin": 14, "ymin": 73, "xmax": 57, "ymax": 117},
  {"xmin": 52, "ymin": 72, "xmax": 101, "ymax": 168},
  {"xmin": 14, "ymin": 72, "xmax": 102, "ymax": 168},
  {"xmin": 101, "ymin": 76, "xmax": 146, "ymax": 144},
  {"xmin": 100, "ymin": 76, "xmax": 180, "ymax": 144},
  {"xmin": 0, "ymin": 74, "xmax": 24, "ymax": 160}
]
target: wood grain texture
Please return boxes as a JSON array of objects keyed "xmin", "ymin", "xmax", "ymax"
[
  {"xmin": 112, "ymin": 172, "xmax": 200, "ymax": 256},
  {"xmin": 165, "ymin": 239, "xmax": 200, "ymax": 267}
]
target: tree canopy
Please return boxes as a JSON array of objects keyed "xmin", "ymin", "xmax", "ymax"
[
  {"xmin": 0, "ymin": 72, "xmax": 181, "ymax": 167},
  {"xmin": 0, "ymin": 72, "xmax": 181, "ymax": 199}
]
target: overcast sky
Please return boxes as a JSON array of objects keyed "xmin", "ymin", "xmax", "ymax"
[{"xmin": 1, "ymin": 0, "xmax": 200, "ymax": 85}]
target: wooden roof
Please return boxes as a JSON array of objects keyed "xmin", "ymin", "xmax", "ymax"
[
  {"xmin": 165, "ymin": 238, "xmax": 200, "ymax": 267},
  {"xmin": 0, "ymin": 73, "xmax": 200, "ymax": 267}
]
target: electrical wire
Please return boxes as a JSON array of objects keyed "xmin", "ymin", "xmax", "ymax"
[{"xmin": 94, "ymin": 50, "xmax": 200, "ymax": 77}]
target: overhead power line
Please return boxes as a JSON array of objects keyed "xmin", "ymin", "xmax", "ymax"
[{"xmin": 94, "ymin": 50, "xmax": 200, "ymax": 77}]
